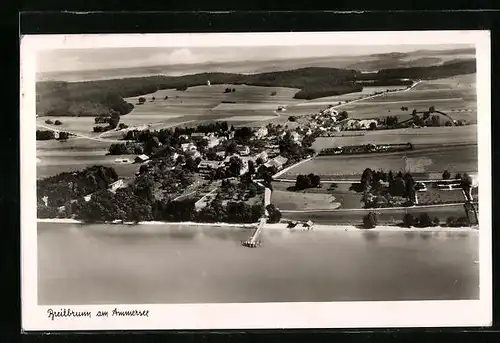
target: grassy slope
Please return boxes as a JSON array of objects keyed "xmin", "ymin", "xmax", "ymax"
[{"xmin": 37, "ymin": 60, "xmax": 476, "ymax": 117}]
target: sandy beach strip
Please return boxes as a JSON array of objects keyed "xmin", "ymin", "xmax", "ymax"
[{"xmin": 36, "ymin": 218, "xmax": 477, "ymax": 232}]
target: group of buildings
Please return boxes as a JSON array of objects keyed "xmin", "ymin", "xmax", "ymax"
[
  {"xmin": 130, "ymin": 125, "xmax": 293, "ymax": 178},
  {"xmin": 306, "ymin": 105, "xmax": 379, "ymax": 134}
]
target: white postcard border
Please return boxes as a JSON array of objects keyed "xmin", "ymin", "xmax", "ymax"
[{"xmin": 21, "ymin": 30, "xmax": 492, "ymax": 331}]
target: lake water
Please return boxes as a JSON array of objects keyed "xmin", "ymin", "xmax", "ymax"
[{"xmin": 38, "ymin": 223, "xmax": 479, "ymax": 305}]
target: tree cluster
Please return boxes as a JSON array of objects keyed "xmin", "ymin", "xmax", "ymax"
[
  {"xmin": 359, "ymin": 169, "xmax": 416, "ymax": 208},
  {"xmin": 402, "ymin": 213, "xmax": 440, "ymax": 228},
  {"xmin": 294, "ymin": 174, "xmax": 321, "ymax": 191},
  {"xmin": 37, "ymin": 165, "xmax": 119, "ymax": 208},
  {"xmin": 362, "ymin": 211, "xmax": 378, "ymax": 229}
]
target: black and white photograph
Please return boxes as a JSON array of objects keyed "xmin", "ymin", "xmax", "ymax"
[{"xmin": 21, "ymin": 31, "xmax": 491, "ymax": 330}]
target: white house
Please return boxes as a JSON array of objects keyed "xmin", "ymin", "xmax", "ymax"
[
  {"xmin": 238, "ymin": 145, "xmax": 250, "ymax": 156},
  {"xmin": 290, "ymin": 131, "xmax": 301, "ymax": 142},
  {"xmin": 109, "ymin": 179, "xmax": 126, "ymax": 194},
  {"xmin": 134, "ymin": 154, "xmax": 150, "ymax": 163},
  {"xmin": 181, "ymin": 142, "xmax": 197, "ymax": 152},
  {"xmin": 254, "ymin": 151, "xmax": 268, "ymax": 163},
  {"xmin": 255, "ymin": 127, "xmax": 268, "ymax": 139},
  {"xmin": 205, "ymin": 136, "xmax": 220, "ymax": 148}
]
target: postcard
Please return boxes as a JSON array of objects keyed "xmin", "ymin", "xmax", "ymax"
[{"xmin": 21, "ymin": 30, "xmax": 491, "ymax": 331}]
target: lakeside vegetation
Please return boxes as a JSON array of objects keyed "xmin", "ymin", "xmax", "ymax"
[
  {"xmin": 36, "ymin": 163, "xmax": 272, "ymax": 224},
  {"xmin": 36, "ymin": 61, "xmax": 476, "ymax": 117}
]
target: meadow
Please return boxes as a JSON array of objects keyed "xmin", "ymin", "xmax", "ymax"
[
  {"xmin": 271, "ymin": 190, "xmax": 341, "ymax": 211},
  {"xmin": 281, "ymin": 144, "xmax": 477, "ymax": 180},
  {"xmin": 339, "ymin": 74, "xmax": 477, "ymax": 123},
  {"xmin": 272, "ymin": 182, "xmax": 363, "ymax": 210},
  {"xmin": 312, "ymin": 125, "xmax": 478, "ymax": 151}
]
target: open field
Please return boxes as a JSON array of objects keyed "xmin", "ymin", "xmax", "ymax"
[
  {"xmin": 36, "ymin": 139, "xmax": 113, "ymax": 152},
  {"xmin": 339, "ymin": 74, "xmax": 477, "ymax": 123},
  {"xmin": 312, "ymin": 125, "xmax": 477, "ymax": 150},
  {"xmin": 271, "ymin": 180, "xmax": 474, "ymax": 210},
  {"xmin": 281, "ymin": 204, "xmax": 471, "ymax": 225},
  {"xmin": 37, "ymin": 162, "xmax": 138, "ymax": 180},
  {"xmin": 282, "ymin": 144, "xmax": 477, "ymax": 180},
  {"xmin": 271, "ymin": 190, "xmax": 341, "ymax": 211},
  {"xmin": 272, "ymin": 182, "xmax": 363, "ymax": 210}
]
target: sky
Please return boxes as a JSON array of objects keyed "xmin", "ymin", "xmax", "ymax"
[{"xmin": 37, "ymin": 44, "xmax": 473, "ymax": 73}]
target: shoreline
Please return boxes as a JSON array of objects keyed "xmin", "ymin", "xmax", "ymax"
[{"xmin": 36, "ymin": 218, "xmax": 478, "ymax": 232}]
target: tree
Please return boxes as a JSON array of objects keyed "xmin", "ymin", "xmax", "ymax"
[
  {"xmin": 446, "ymin": 216, "xmax": 457, "ymax": 227},
  {"xmin": 360, "ymin": 168, "xmax": 373, "ymax": 191},
  {"xmin": 295, "ymin": 175, "xmax": 310, "ymax": 190},
  {"xmin": 461, "ymin": 173, "xmax": 473, "ymax": 201},
  {"xmin": 54, "ymin": 120, "xmax": 62, "ymax": 125},
  {"xmin": 266, "ymin": 204, "xmax": 282, "ymax": 223},
  {"xmin": 429, "ymin": 106, "xmax": 435, "ymax": 113},
  {"xmin": 36, "ymin": 130, "xmax": 56, "ymax": 140},
  {"xmin": 337, "ymin": 111, "xmax": 348, "ymax": 121},
  {"xmin": 404, "ymin": 173, "xmax": 416, "ymax": 203},
  {"xmin": 45, "ymin": 119, "xmax": 53, "ymax": 125},
  {"xmin": 390, "ymin": 175, "xmax": 406, "ymax": 196},
  {"xmin": 430, "ymin": 115, "xmax": 440, "ymax": 127},
  {"xmin": 288, "ymin": 116, "xmax": 297, "ymax": 122},
  {"xmin": 234, "ymin": 127, "xmax": 253, "ymax": 143},
  {"xmin": 418, "ymin": 212, "xmax": 432, "ymax": 227},
  {"xmin": 308, "ymin": 173, "xmax": 321, "ymax": 188},
  {"xmin": 402, "ymin": 213, "xmax": 414, "ymax": 227},
  {"xmin": 442, "ymin": 170, "xmax": 451, "ymax": 180},
  {"xmin": 432, "ymin": 217, "xmax": 440, "ymax": 226},
  {"xmin": 369, "ymin": 122, "xmax": 377, "ymax": 130},
  {"xmin": 184, "ymin": 157, "xmax": 198, "ymax": 172},
  {"xmin": 454, "ymin": 173, "xmax": 462, "ymax": 180},
  {"xmin": 363, "ymin": 212, "xmax": 378, "ymax": 229},
  {"xmin": 228, "ymin": 156, "xmax": 243, "ymax": 177},
  {"xmin": 226, "ymin": 141, "xmax": 238, "ymax": 155},
  {"xmin": 248, "ymin": 160, "xmax": 256, "ymax": 175}
]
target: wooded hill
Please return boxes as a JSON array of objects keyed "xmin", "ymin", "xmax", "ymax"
[{"xmin": 36, "ymin": 60, "xmax": 476, "ymax": 117}]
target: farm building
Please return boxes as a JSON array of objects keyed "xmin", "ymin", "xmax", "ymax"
[
  {"xmin": 264, "ymin": 155, "xmax": 288, "ymax": 170},
  {"xmin": 303, "ymin": 220, "xmax": 315, "ymax": 230},
  {"xmin": 134, "ymin": 154, "xmax": 150, "ymax": 163},
  {"xmin": 109, "ymin": 179, "xmax": 126, "ymax": 194}
]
